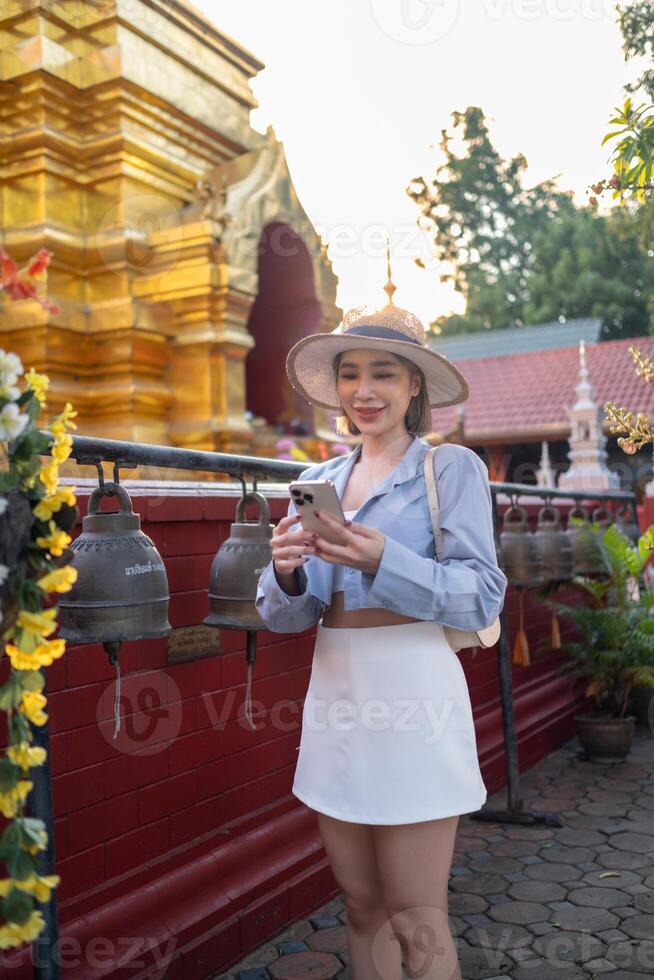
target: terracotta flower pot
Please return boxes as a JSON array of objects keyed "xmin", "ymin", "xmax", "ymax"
[{"xmin": 574, "ymin": 713, "xmax": 636, "ymax": 763}]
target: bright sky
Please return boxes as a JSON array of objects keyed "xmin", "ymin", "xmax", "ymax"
[{"xmin": 196, "ymin": 0, "xmax": 647, "ymax": 326}]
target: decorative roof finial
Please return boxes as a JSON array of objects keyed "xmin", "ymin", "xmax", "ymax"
[
  {"xmin": 578, "ymin": 339, "xmax": 591, "ymax": 389},
  {"xmin": 383, "ymin": 237, "xmax": 396, "ymax": 306}
]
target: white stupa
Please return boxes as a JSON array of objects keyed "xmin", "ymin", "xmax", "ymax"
[{"xmin": 558, "ymin": 339, "xmax": 620, "ymax": 492}]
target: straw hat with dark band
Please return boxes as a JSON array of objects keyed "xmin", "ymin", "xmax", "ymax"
[{"xmin": 285, "ymin": 296, "xmax": 470, "ymax": 412}]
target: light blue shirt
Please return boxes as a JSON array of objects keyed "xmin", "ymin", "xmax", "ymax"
[{"xmin": 255, "ymin": 436, "xmax": 508, "ymax": 634}]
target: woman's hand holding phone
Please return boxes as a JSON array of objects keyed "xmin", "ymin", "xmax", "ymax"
[
  {"xmin": 271, "ymin": 514, "xmax": 316, "ymax": 593},
  {"xmin": 272, "ymin": 511, "xmax": 384, "ymax": 586},
  {"xmin": 308, "ymin": 511, "xmax": 385, "ymax": 576}
]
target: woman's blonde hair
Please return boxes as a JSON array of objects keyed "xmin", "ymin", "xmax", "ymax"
[{"xmin": 332, "ymin": 351, "xmax": 432, "ymax": 437}]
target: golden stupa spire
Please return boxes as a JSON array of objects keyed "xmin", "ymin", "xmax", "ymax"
[{"xmin": 383, "ymin": 237, "xmax": 396, "ymax": 306}]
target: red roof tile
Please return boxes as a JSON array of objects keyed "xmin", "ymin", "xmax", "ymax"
[{"xmin": 432, "ymin": 336, "xmax": 654, "ymax": 442}]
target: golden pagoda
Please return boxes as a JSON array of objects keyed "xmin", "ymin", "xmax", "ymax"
[{"xmin": 0, "ymin": 0, "xmax": 340, "ymax": 466}]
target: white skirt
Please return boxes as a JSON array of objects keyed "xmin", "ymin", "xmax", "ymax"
[{"xmin": 292, "ymin": 620, "xmax": 487, "ymax": 825}]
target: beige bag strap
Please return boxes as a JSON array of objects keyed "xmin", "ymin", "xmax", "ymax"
[
  {"xmin": 423, "ymin": 446, "xmax": 445, "ymax": 560},
  {"xmin": 424, "ymin": 445, "xmax": 502, "ymax": 651}
]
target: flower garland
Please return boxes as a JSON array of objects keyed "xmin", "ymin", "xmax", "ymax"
[{"xmin": 0, "ymin": 249, "xmax": 76, "ymax": 948}]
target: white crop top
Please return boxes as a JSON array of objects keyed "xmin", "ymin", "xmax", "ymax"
[{"xmin": 332, "ymin": 510, "xmax": 358, "ymax": 594}]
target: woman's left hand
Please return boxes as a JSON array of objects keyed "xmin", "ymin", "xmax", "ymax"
[{"xmin": 309, "ymin": 511, "xmax": 385, "ymax": 575}]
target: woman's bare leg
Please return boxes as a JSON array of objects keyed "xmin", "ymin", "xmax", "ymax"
[
  {"xmin": 373, "ymin": 815, "xmax": 461, "ymax": 980},
  {"xmin": 316, "ymin": 810, "xmax": 403, "ymax": 980}
]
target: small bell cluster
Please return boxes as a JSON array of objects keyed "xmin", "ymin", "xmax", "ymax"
[{"xmin": 499, "ymin": 500, "xmax": 642, "ymax": 667}]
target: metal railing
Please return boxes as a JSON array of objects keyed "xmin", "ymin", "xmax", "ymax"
[{"xmin": 30, "ymin": 431, "xmax": 641, "ymax": 978}]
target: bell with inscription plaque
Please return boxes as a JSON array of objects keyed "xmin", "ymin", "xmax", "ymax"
[
  {"xmin": 204, "ymin": 491, "xmax": 273, "ymax": 730},
  {"xmin": 204, "ymin": 491, "xmax": 273, "ymax": 631},
  {"xmin": 58, "ymin": 482, "xmax": 171, "ymax": 646}
]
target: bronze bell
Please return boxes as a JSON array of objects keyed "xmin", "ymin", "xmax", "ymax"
[
  {"xmin": 591, "ymin": 504, "xmax": 613, "ymax": 539},
  {"xmin": 58, "ymin": 483, "xmax": 171, "ymax": 645},
  {"xmin": 499, "ymin": 503, "xmax": 544, "ymax": 587},
  {"xmin": 615, "ymin": 503, "xmax": 641, "ymax": 546},
  {"xmin": 565, "ymin": 503, "xmax": 602, "ymax": 575},
  {"xmin": 533, "ymin": 504, "xmax": 574, "ymax": 584},
  {"xmin": 204, "ymin": 491, "xmax": 273, "ymax": 631}
]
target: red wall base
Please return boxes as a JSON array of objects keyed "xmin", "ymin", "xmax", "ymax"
[{"xmin": 0, "ymin": 667, "xmax": 586, "ymax": 979}]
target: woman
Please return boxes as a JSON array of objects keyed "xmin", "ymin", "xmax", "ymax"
[{"xmin": 255, "ymin": 296, "xmax": 508, "ymax": 980}]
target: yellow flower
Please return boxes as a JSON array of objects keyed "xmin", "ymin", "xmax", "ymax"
[
  {"xmin": 63, "ymin": 402, "xmax": 77, "ymax": 424},
  {"xmin": 16, "ymin": 607, "xmax": 58, "ymax": 639},
  {"xmin": 0, "ymin": 781, "xmax": 33, "ymax": 818},
  {"xmin": 56, "ymin": 402, "xmax": 77, "ymax": 431},
  {"xmin": 37, "ymin": 566, "xmax": 77, "ymax": 594},
  {"xmin": 51, "ymin": 432, "xmax": 72, "ymax": 465},
  {"xmin": 33, "ymin": 486, "xmax": 76, "ymax": 521},
  {"xmin": 38, "ymin": 461, "xmax": 59, "ymax": 495},
  {"xmin": 15, "ymin": 874, "xmax": 60, "ymax": 903},
  {"xmin": 19, "ymin": 691, "xmax": 48, "ymax": 726},
  {"xmin": 24, "ymin": 368, "xmax": 49, "ymax": 405},
  {"xmin": 51, "ymin": 445, "xmax": 70, "ymax": 466},
  {"xmin": 35, "ymin": 520, "xmax": 70, "ymax": 557},
  {"xmin": 7, "ymin": 743, "xmax": 47, "ymax": 770},
  {"xmin": 5, "ymin": 639, "xmax": 65, "ymax": 670},
  {"xmin": 34, "ymin": 637, "xmax": 66, "ymax": 664},
  {"xmin": 5, "ymin": 645, "xmax": 43, "ymax": 671},
  {"xmin": 0, "ymin": 910, "xmax": 45, "ymax": 949},
  {"xmin": 0, "ymin": 880, "xmax": 13, "ymax": 898},
  {"xmin": 14, "ymin": 609, "xmax": 59, "ymax": 653}
]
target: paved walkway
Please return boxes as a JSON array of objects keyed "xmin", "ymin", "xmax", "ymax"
[{"xmin": 217, "ymin": 726, "xmax": 654, "ymax": 979}]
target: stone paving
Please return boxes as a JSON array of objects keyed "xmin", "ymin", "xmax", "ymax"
[{"xmin": 216, "ymin": 726, "xmax": 654, "ymax": 979}]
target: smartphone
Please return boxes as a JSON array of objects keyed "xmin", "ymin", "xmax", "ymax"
[{"xmin": 288, "ymin": 479, "xmax": 347, "ymax": 545}]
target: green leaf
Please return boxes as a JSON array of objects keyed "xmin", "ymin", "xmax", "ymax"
[
  {"xmin": 0, "ymin": 758, "xmax": 19, "ymax": 793},
  {"xmin": 1, "ymin": 822, "xmax": 21, "ymax": 850},
  {"xmin": 15, "ymin": 390, "xmax": 34, "ymax": 409},
  {"xmin": 638, "ymin": 527, "xmax": 654, "ymax": 561},
  {"xmin": 6, "ymin": 849, "xmax": 34, "ymax": 882},
  {"xmin": 0, "ymin": 677, "xmax": 22, "ymax": 712},
  {"xmin": 602, "ymin": 130, "xmax": 628, "ymax": 146},
  {"xmin": 0, "ymin": 827, "xmax": 18, "ymax": 861},
  {"xmin": 2, "ymin": 888, "xmax": 34, "ymax": 926},
  {"xmin": 18, "ymin": 671, "xmax": 45, "ymax": 693},
  {"xmin": 0, "ymin": 473, "xmax": 20, "ymax": 492}
]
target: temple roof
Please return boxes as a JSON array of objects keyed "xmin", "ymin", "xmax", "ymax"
[
  {"xmin": 171, "ymin": 1, "xmax": 265, "ymax": 73},
  {"xmin": 428, "ymin": 317, "xmax": 603, "ymax": 362},
  {"xmin": 432, "ymin": 334, "xmax": 654, "ymax": 444}
]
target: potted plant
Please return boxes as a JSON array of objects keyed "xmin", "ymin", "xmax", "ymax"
[{"xmin": 542, "ymin": 521, "xmax": 654, "ymax": 762}]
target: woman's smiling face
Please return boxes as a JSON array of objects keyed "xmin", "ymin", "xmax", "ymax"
[{"xmin": 335, "ymin": 348, "xmax": 420, "ymax": 435}]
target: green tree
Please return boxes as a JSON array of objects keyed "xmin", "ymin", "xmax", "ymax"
[
  {"xmin": 593, "ymin": 99, "xmax": 654, "ymax": 211},
  {"xmin": 618, "ymin": 0, "xmax": 654, "ymax": 102},
  {"xmin": 524, "ymin": 204, "xmax": 654, "ymax": 339},
  {"xmin": 407, "ymin": 107, "xmax": 575, "ymax": 335},
  {"xmin": 408, "ymin": 106, "xmax": 652, "ymax": 338},
  {"xmin": 592, "ymin": 3, "xmax": 653, "ymax": 214}
]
